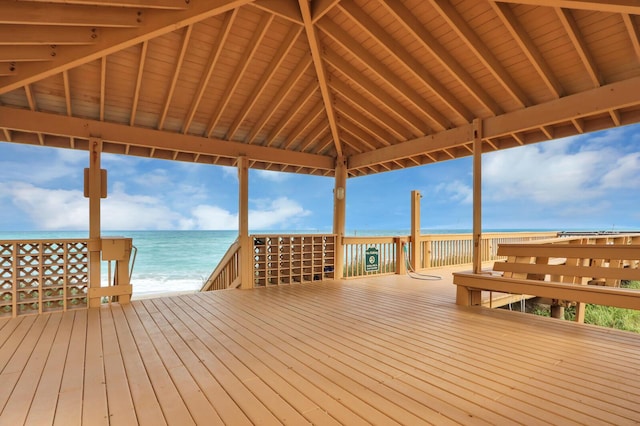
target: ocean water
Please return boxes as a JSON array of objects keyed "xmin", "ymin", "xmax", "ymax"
[{"xmin": 0, "ymin": 228, "xmax": 557, "ymax": 296}]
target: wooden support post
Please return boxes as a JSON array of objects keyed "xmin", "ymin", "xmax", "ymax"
[
  {"xmin": 472, "ymin": 118, "xmax": 483, "ymax": 274},
  {"xmin": 333, "ymin": 156, "xmax": 347, "ymax": 280},
  {"xmin": 238, "ymin": 156, "xmax": 253, "ymax": 289},
  {"xmin": 410, "ymin": 190, "xmax": 421, "ymax": 271},
  {"xmin": 88, "ymin": 138, "xmax": 102, "ymax": 308},
  {"xmin": 238, "ymin": 156, "xmax": 252, "ymax": 289}
]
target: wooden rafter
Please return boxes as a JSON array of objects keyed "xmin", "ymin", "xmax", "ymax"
[
  {"xmin": 340, "ymin": 1, "xmax": 472, "ymax": 123},
  {"xmin": 0, "ymin": 46, "xmax": 55, "ymax": 62},
  {"xmin": 251, "ymin": 0, "xmax": 303, "ymax": 24},
  {"xmin": 318, "ymin": 18, "xmax": 449, "ymax": 131},
  {"xmin": 380, "ymin": 0, "xmax": 502, "ymax": 116},
  {"xmin": 159, "ymin": 25, "xmax": 193, "ymax": 130},
  {"xmin": 556, "ymin": 8, "xmax": 602, "ymax": 87},
  {"xmin": 0, "ymin": 2, "xmax": 140, "ymax": 27},
  {"xmin": 206, "ymin": 14, "xmax": 274, "ymax": 137},
  {"xmin": 430, "ymin": 0, "xmax": 531, "ymax": 108},
  {"xmin": 298, "ymin": 121, "xmax": 328, "ymax": 152},
  {"xmin": 0, "ymin": 26, "xmax": 97, "ymax": 46},
  {"xmin": 623, "ymin": 14, "xmax": 640, "ymax": 62},
  {"xmin": 62, "ymin": 70, "xmax": 72, "ymax": 115},
  {"xmin": 325, "ymin": 50, "xmax": 425, "ymax": 138},
  {"xmin": 0, "ymin": 106, "xmax": 335, "ymax": 171},
  {"xmin": 227, "ymin": 25, "xmax": 302, "ymax": 140},
  {"xmin": 246, "ymin": 56, "xmax": 312, "ymax": 144},
  {"xmin": 182, "ymin": 10, "xmax": 237, "ymax": 134},
  {"xmin": 282, "ymin": 101, "xmax": 325, "ymax": 150},
  {"xmin": 0, "ymin": 0, "xmax": 253, "ymax": 95},
  {"xmin": 491, "ymin": 1, "xmax": 565, "ymax": 98},
  {"xmin": 265, "ymin": 80, "xmax": 318, "ymax": 146},
  {"xmin": 17, "ymin": 0, "xmax": 188, "ymax": 9},
  {"xmin": 298, "ymin": 0, "xmax": 343, "ymax": 157},
  {"xmin": 334, "ymin": 100, "xmax": 394, "ymax": 146},
  {"xmin": 130, "ymin": 41, "xmax": 148, "ymax": 126},
  {"xmin": 497, "ymin": 0, "xmax": 640, "ymax": 15},
  {"xmin": 100, "ymin": 56, "xmax": 106, "ymax": 121}
]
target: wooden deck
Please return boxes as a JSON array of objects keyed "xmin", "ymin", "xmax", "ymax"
[{"xmin": 1, "ymin": 268, "xmax": 640, "ymax": 425}]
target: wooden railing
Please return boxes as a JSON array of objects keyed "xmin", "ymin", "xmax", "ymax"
[
  {"xmin": 342, "ymin": 236, "xmax": 400, "ymax": 278},
  {"xmin": 343, "ymin": 232, "xmax": 558, "ymax": 279},
  {"xmin": 201, "ymin": 238, "xmax": 241, "ymax": 291},
  {"xmin": 0, "ymin": 237, "xmax": 134, "ymax": 318},
  {"xmin": 419, "ymin": 232, "xmax": 558, "ymax": 268}
]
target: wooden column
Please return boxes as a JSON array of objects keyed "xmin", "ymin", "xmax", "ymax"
[
  {"xmin": 88, "ymin": 138, "xmax": 102, "ymax": 308},
  {"xmin": 238, "ymin": 156, "xmax": 253, "ymax": 289},
  {"xmin": 472, "ymin": 118, "xmax": 483, "ymax": 274},
  {"xmin": 410, "ymin": 190, "xmax": 421, "ymax": 271},
  {"xmin": 333, "ymin": 156, "xmax": 347, "ymax": 280}
]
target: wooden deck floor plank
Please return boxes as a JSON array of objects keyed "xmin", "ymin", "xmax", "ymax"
[
  {"xmin": 223, "ymin": 285, "xmax": 564, "ymax": 425},
  {"xmin": 82, "ymin": 307, "xmax": 109, "ymax": 426},
  {"xmin": 53, "ymin": 309, "xmax": 87, "ymax": 426},
  {"xmin": 135, "ymin": 299, "xmax": 224, "ymax": 425},
  {"xmin": 0, "ymin": 314, "xmax": 48, "ymax": 415},
  {"xmin": 147, "ymin": 297, "xmax": 270, "ymax": 426},
  {"xmin": 283, "ymin": 282, "xmax": 640, "ymax": 423},
  {"xmin": 120, "ymin": 303, "xmax": 196, "ymax": 425},
  {"xmin": 173, "ymin": 295, "xmax": 372, "ymax": 426},
  {"xmin": 272, "ymin": 285, "xmax": 633, "ymax": 425},
  {"xmin": 334, "ymin": 280, "xmax": 640, "ymax": 396},
  {"xmin": 109, "ymin": 304, "xmax": 167, "ymax": 426},
  {"xmin": 0, "ymin": 313, "xmax": 62, "ymax": 426},
  {"xmin": 0, "ymin": 316, "xmax": 25, "ymax": 354},
  {"xmin": 188, "ymin": 293, "xmax": 408, "ymax": 426},
  {"xmin": 0, "ymin": 315, "xmax": 36, "ymax": 373},
  {"xmin": 157, "ymin": 296, "xmax": 330, "ymax": 426},
  {"xmin": 24, "ymin": 311, "xmax": 75, "ymax": 426},
  {"xmin": 201, "ymin": 292, "xmax": 443, "ymax": 426},
  {"xmin": 162, "ymin": 295, "xmax": 348, "ymax": 426},
  {"xmin": 99, "ymin": 307, "xmax": 139, "ymax": 425}
]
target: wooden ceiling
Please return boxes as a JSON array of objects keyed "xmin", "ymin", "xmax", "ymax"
[{"xmin": 1, "ymin": 0, "xmax": 640, "ymax": 177}]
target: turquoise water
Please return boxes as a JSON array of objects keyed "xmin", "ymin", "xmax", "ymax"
[{"xmin": 0, "ymin": 228, "xmax": 559, "ymax": 296}]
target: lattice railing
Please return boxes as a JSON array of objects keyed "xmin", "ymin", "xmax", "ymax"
[{"xmin": 0, "ymin": 240, "xmax": 89, "ymax": 317}]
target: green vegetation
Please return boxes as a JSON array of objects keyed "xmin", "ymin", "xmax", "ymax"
[{"xmin": 527, "ymin": 281, "xmax": 640, "ymax": 333}]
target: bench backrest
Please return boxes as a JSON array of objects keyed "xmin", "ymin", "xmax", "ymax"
[{"xmin": 494, "ymin": 243, "xmax": 640, "ymax": 286}]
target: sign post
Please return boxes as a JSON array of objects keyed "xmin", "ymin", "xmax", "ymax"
[{"xmin": 365, "ymin": 247, "xmax": 379, "ymax": 272}]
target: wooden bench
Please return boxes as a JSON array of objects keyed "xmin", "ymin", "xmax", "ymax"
[{"xmin": 453, "ymin": 243, "xmax": 640, "ymax": 318}]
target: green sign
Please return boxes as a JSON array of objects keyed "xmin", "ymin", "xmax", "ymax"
[{"xmin": 365, "ymin": 247, "xmax": 379, "ymax": 272}]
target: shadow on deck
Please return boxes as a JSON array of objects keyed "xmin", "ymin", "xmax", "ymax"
[{"xmin": 1, "ymin": 266, "xmax": 639, "ymax": 425}]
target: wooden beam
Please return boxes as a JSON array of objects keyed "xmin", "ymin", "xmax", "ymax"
[
  {"xmin": 334, "ymin": 100, "xmax": 394, "ymax": 146},
  {"xmin": 318, "ymin": 18, "xmax": 450, "ymax": 131},
  {"xmin": 182, "ymin": 10, "xmax": 237, "ymax": 134},
  {"xmin": 340, "ymin": 1, "xmax": 472, "ymax": 123},
  {"xmin": 206, "ymin": 14, "xmax": 273, "ymax": 137},
  {"xmin": 325, "ymin": 51, "xmax": 424, "ymax": 138},
  {"xmin": 0, "ymin": 107, "xmax": 335, "ymax": 171},
  {"xmin": 0, "ymin": 0, "xmax": 254, "ymax": 95},
  {"xmin": 281, "ymin": 101, "xmax": 325, "ymax": 150},
  {"xmin": 18, "ymin": 0, "xmax": 188, "ymax": 9},
  {"xmin": 251, "ymin": 0, "xmax": 303, "ymax": 24},
  {"xmin": 63, "ymin": 70, "xmax": 72, "ymax": 116},
  {"xmin": 556, "ymin": 8, "xmax": 602, "ymax": 87},
  {"xmin": 226, "ymin": 25, "xmax": 301, "ymax": 139},
  {"xmin": 298, "ymin": 0, "xmax": 343, "ymax": 157},
  {"xmin": 0, "ymin": 25, "xmax": 97, "ymax": 45},
  {"xmin": 265, "ymin": 80, "xmax": 318, "ymax": 147},
  {"xmin": 159, "ymin": 25, "xmax": 193, "ymax": 130},
  {"xmin": 380, "ymin": 0, "xmax": 502, "ymax": 116},
  {"xmin": 349, "ymin": 75, "xmax": 640, "ymax": 169},
  {"xmin": 491, "ymin": 2, "xmax": 565, "ymax": 98},
  {"xmin": 312, "ymin": 0, "xmax": 340, "ymax": 23},
  {"xmin": 130, "ymin": 41, "xmax": 148, "ymax": 126},
  {"xmin": 0, "ymin": 46, "xmax": 55, "ymax": 62},
  {"xmin": 623, "ymin": 14, "xmax": 640, "ymax": 62},
  {"xmin": 430, "ymin": 0, "xmax": 531, "ymax": 108},
  {"xmin": 497, "ymin": 0, "xmax": 640, "ymax": 15},
  {"xmin": 100, "ymin": 56, "xmax": 106, "ymax": 121},
  {"xmin": 0, "ymin": 2, "xmax": 140, "ymax": 27},
  {"xmin": 245, "ymin": 55, "xmax": 312, "ymax": 144}
]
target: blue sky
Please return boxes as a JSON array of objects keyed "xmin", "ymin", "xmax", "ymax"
[{"xmin": 1, "ymin": 124, "xmax": 640, "ymax": 233}]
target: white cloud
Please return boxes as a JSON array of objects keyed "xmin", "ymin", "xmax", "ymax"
[
  {"xmin": 601, "ymin": 152, "xmax": 640, "ymax": 189},
  {"xmin": 434, "ymin": 180, "xmax": 472, "ymax": 204},
  {"xmin": 255, "ymin": 169, "xmax": 289, "ymax": 182}
]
